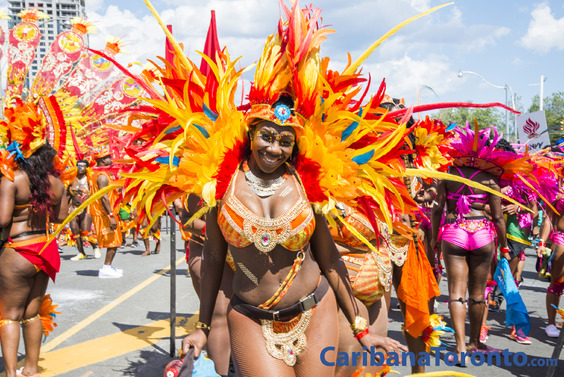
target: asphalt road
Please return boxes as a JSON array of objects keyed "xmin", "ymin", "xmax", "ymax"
[{"xmin": 1, "ymin": 219, "xmax": 563, "ymax": 376}]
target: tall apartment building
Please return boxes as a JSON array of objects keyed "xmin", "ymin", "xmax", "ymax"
[{"xmin": 7, "ymin": 0, "xmax": 86, "ymax": 87}]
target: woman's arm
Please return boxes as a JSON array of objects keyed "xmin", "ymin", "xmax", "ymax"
[
  {"xmin": 51, "ymin": 177, "xmax": 69, "ymax": 223},
  {"xmin": 529, "ymin": 199, "xmax": 539, "ymax": 219},
  {"xmin": 310, "ymin": 212, "xmax": 407, "ymax": 352},
  {"xmin": 537, "ymin": 210, "xmax": 554, "ymax": 258},
  {"xmin": 488, "ymin": 179, "xmax": 507, "ymax": 253},
  {"xmin": 0, "ymin": 176, "xmax": 16, "ymax": 228},
  {"xmin": 183, "ymin": 194, "xmax": 206, "ymax": 236},
  {"xmin": 430, "ymin": 179, "xmax": 446, "ymax": 251},
  {"xmin": 182, "ymin": 206, "xmax": 228, "ymax": 357}
]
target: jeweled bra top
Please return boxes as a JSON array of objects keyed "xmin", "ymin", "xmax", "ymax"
[{"xmin": 218, "ymin": 164, "xmax": 315, "ymax": 253}]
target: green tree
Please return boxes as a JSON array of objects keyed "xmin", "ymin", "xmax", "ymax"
[
  {"xmin": 432, "ymin": 103, "xmax": 506, "ymax": 133},
  {"xmin": 528, "ymin": 91, "xmax": 564, "ymax": 145}
]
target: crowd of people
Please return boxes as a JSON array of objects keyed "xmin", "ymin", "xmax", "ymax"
[{"xmin": 0, "ymin": 2, "xmax": 563, "ymax": 377}]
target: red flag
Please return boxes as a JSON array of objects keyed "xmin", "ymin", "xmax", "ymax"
[
  {"xmin": 200, "ymin": 10, "xmax": 220, "ymax": 77},
  {"xmin": 201, "ymin": 11, "xmax": 221, "ymax": 112}
]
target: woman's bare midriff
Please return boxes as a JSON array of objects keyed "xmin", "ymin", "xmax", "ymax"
[{"xmin": 229, "ymin": 243, "xmax": 321, "ymax": 310}]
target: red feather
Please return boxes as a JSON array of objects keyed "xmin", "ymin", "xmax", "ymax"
[
  {"xmin": 214, "ymin": 140, "xmax": 246, "ymax": 200},
  {"xmin": 294, "ymin": 155, "xmax": 326, "ymax": 203}
]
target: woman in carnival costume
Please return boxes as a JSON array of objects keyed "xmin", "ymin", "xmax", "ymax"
[
  {"xmin": 0, "ymin": 12, "xmax": 73, "ymax": 376},
  {"xmin": 112, "ymin": 1, "xmax": 474, "ymax": 374},
  {"xmin": 497, "ymin": 140, "xmax": 538, "ymax": 344},
  {"xmin": 329, "ymin": 202, "xmax": 394, "ymax": 377},
  {"xmin": 431, "ymin": 122, "xmax": 533, "ymax": 358},
  {"xmin": 0, "ymin": 10, "xmax": 78, "ymax": 377},
  {"xmin": 536, "ymin": 161, "xmax": 564, "ymax": 339},
  {"xmin": 0, "ymin": 10, "xmax": 148, "ymax": 375},
  {"xmin": 468, "ymin": 138, "xmax": 538, "ymax": 345},
  {"xmin": 0, "ymin": 124, "xmax": 67, "ymax": 377}
]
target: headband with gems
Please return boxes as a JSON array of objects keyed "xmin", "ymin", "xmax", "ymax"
[{"xmin": 245, "ymin": 102, "xmax": 304, "ymax": 136}]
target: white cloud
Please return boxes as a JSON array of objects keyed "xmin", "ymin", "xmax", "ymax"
[
  {"xmin": 362, "ymin": 54, "xmax": 461, "ymax": 106},
  {"xmin": 86, "ymin": 5, "xmax": 164, "ymax": 69},
  {"xmin": 85, "ymin": 0, "xmax": 105, "ymax": 14},
  {"xmin": 408, "ymin": 0, "xmax": 431, "ymax": 12},
  {"xmin": 520, "ymin": 3, "xmax": 564, "ymax": 53}
]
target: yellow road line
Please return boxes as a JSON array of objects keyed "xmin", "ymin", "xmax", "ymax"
[
  {"xmin": 39, "ymin": 316, "xmax": 197, "ymax": 377},
  {"xmin": 41, "ymin": 256, "xmax": 186, "ymax": 353}
]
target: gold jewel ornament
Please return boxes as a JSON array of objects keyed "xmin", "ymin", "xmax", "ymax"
[
  {"xmin": 350, "ymin": 316, "xmax": 368, "ymax": 335},
  {"xmin": 194, "ymin": 321, "xmax": 211, "ymax": 331},
  {"xmin": 261, "ymin": 309, "xmax": 313, "ymax": 366}
]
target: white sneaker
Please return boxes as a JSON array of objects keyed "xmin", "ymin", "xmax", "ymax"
[
  {"xmin": 70, "ymin": 253, "xmax": 87, "ymax": 261},
  {"xmin": 98, "ymin": 265, "xmax": 123, "ymax": 279},
  {"xmin": 546, "ymin": 324, "xmax": 560, "ymax": 338},
  {"xmin": 94, "ymin": 248, "xmax": 102, "ymax": 259}
]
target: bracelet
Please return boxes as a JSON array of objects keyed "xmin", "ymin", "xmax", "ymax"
[
  {"xmin": 354, "ymin": 328, "xmax": 369, "ymax": 340},
  {"xmin": 201, "ymin": 224, "xmax": 206, "ymax": 237},
  {"xmin": 500, "ymin": 247, "xmax": 510, "ymax": 254},
  {"xmin": 194, "ymin": 321, "xmax": 211, "ymax": 331},
  {"xmin": 108, "ymin": 213, "xmax": 115, "ymax": 218},
  {"xmin": 350, "ymin": 316, "xmax": 368, "ymax": 335},
  {"xmin": 539, "ymin": 240, "xmax": 546, "ymax": 247}
]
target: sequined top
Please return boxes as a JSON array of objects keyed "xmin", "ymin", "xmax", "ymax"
[{"xmin": 218, "ymin": 167, "xmax": 316, "ymax": 253}]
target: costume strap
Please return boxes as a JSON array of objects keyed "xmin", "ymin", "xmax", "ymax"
[
  {"xmin": 20, "ymin": 314, "xmax": 40, "ymax": 325},
  {"xmin": 259, "ymin": 249, "xmax": 306, "ymax": 310},
  {"xmin": 0, "ymin": 319, "xmax": 20, "ymax": 328},
  {"xmin": 6, "ymin": 235, "xmax": 48, "ymax": 249}
]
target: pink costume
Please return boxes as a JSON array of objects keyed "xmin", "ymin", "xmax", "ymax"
[
  {"xmin": 550, "ymin": 197, "xmax": 564, "ymax": 247},
  {"xmin": 440, "ymin": 167, "xmax": 495, "ymax": 250},
  {"xmin": 547, "ymin": 198, "xmax": 564, "ymax": 296}
]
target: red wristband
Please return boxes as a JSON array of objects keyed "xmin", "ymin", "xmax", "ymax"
[
  {"xmin": 539, "ymin": 240, "xmax": 546, "ymax": 247},
  {"xmin": 500, "ymin": 247, "xmax": 510, "ymax": 254},
  {"xmin": 108, "ymin": 213, "xmax": 115, "ymax": 218},
  {"xmin": 201, "ymin": 224, "xmax": 206, "ymax": 236},
  {"xmin": 354, "ymin": 328, "xmax": 369, "ymax": 340}
]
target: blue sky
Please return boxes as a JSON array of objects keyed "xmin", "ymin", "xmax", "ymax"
[{"xmin": 3, "ymin": 0, "xmax": 564, "ymax": 118}]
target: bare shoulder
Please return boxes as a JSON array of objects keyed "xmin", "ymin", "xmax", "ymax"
[
  {"xmin": 477, "ymin": 171, "xmax": 499, "ymax": 189},
  {"xmin": 49, "ymin": 175, "xmax": 65, "ymax": 197}
]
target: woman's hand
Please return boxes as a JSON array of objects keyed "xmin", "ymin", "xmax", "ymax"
[
  {"xmin": 359, "ymin": 332, "xmax": 408, "ymax": 354},
  {"xmin": 109, "ymin": 216, "xmax": 117, "ymax": 231},
  {"xmin": 417, "ymin": 228, "xmax": 425, "ymax": 242},
  {"xmin": 430, "ymin": 238, "xmax": 438, "ymax": 253},
  {"xmin": 536, "ymin": 245, "xmax": 545, "ymax": 258},
  {"xmin": 181, "ymin": 329, "xmax": 208, "ymax": 358},
  {"xmin": 503, "ymin": 204, "xmax": 520, "ymax": 215}
]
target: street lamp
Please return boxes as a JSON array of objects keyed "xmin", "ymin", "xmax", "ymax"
[
  {"xmin": 529, "ymin": 75, "xmax": 547, "ymax": 110},
  {"xmin": 457, "ymin": 70, "xmax": 515, "ymax": 137}
]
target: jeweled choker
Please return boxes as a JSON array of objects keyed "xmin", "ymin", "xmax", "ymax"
[{"xmin": 243, "ymin": 161, "xmax": 287, "ymax": 198}]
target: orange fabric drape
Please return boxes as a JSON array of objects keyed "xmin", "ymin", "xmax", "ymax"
[{"xmin": 397, "ymin": 236, "xmax": 440, "ymax": 337}]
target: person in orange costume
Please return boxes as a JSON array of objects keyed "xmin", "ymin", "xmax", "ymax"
[{"xmin": 89, "ymin": 149, "xmax": 123, "ymax": 279}]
